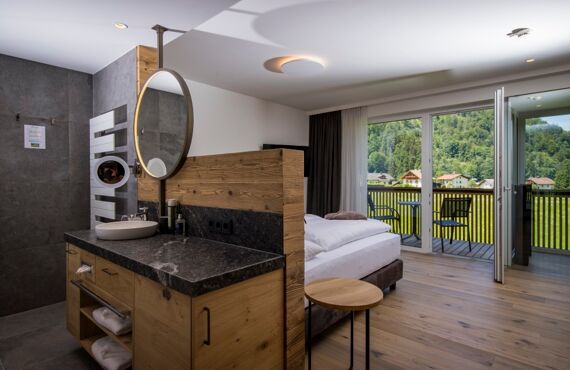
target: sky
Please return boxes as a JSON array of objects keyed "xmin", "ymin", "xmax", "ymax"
[{"xmin": 543, "ymin": 114, "xmax": 570, "ymax": 131}]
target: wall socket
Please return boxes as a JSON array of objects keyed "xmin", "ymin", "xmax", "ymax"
[{"xmin": 207, "ymin": 218, "xmax": 233, "ymax": 235}]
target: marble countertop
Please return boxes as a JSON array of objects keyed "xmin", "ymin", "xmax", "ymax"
[{"xmin": 64, "ymin": 230, "xmax": 284, "ymax": 297}]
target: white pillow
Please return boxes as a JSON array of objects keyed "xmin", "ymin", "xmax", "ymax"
[
  {"xmin": 305, "ymin": 239, "xmax": 326, "ymax": 261},
  {"xmin": 304, "ymin": 214, "xmax": 326, "ymax": 224},
  {"xmin": 305, "ymin": 219, "xmax": 391, "ymax": 252}
]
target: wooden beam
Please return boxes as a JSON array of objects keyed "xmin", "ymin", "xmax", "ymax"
[
  {"xmin": 136, "ymin": 45, "xmax": 157, "ymax": 95},
  {"xmin": 282, "ymin": 149, "xmax": 305, "ymax": 370}
]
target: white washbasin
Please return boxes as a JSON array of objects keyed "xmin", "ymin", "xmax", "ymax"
[{"xmin": 95, "ymin": 221, "xmax": 158, "ymax": 240}]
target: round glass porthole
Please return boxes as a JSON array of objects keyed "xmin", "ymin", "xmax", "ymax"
[{"xmin": 92, "ymin": 156, "xmax": 130, "ymax": 189}]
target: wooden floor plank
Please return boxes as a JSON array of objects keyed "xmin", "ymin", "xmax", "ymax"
[{"xmin": 309, "ymin": 251, "xmax": 570, "ymax": 370}]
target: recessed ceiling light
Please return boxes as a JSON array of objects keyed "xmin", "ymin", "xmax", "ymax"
[
  {"xmin": 264, "ymin": 56, "xmax": 325, "ymax": 76},
  {"xmin": 507, "ymin": 27, "xmax": 530, "ymax": 38},
  {"xmin": 536, "ymin": 104, "xmax": 542, "ymax": 107},
  {"xmin": 282, "ymin": 59, "xmax": 325, "ymax": 76},
  {"xmin": 114, "ymin": 22, "xmax": 128, "ymax": 30},
  {"xmin": 526, "ymin": 58, "xmax": 535, "ymax": 63},
  {"xmin": 528, "ymin": 96, "xmax": 542, "ymax": 101}
]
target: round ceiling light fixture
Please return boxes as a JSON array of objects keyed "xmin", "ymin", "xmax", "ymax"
[
  {"xmin": 114, "ymin": 22, "xmax": 128, "ymax": 30},
  {"xmin": 525, "ymin": 58, "xmax": 535, "ymax": 63},
  {"xmin": 264, "ymin": 56, "xmax": 325, "ymax": 76}
]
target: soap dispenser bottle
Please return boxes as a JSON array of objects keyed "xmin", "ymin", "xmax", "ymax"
[
  {"xmin": 167, "ymin": 199, "xmax": 179, "ymax": 233},
  {"xmin": 175, "ymin": 214, "xmax": 186, "ymax": 236}
]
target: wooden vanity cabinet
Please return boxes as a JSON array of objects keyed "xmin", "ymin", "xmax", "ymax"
[
  {"xmin": 95, "ymin": 256, "xmax": 134, "ymax": 307},
  {"xmin": 191, "ymin": 269, "xmax": 284, "ymax": 370},
  {"xmin": 133, "ymin": 275, "xmax": 192, "ymax": 370},
  {"xmin": 66, "ymin": 243, "xmax": 285, "ymax": 370},
  {"xmin": 65, "ymin": 244, "xmax": 81, "ymax": 339}
]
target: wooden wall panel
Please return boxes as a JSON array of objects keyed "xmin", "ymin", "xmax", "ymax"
[
  {"xmin": 136, "ymin": 45, "xmax": 157, "ymax": 95},
  {"xmin": 139, "ymin": 149, "xmax": 288, "ymax": 214},
  {"xmin": 282, "ymin": 150, "xmax": 305, "ymax": 370}
]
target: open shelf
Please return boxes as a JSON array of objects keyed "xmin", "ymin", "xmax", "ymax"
[
  {"xmin": 79, "ymin": 334, "xmax": 105, "ymax": 359},
  {"xmin": 80, "ymin": 305, "xmax": 133, "ymax": 352}
]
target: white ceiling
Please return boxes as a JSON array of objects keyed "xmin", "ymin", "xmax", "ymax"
[
  {"xmin": 165, "ymin": 0, "xmax": 570, "ymax": 111},
  {"xmin": 510, "ymin": 88, "xmax": 570, "ymax": 114},
  {"xmin": 1, "ymin": 0, "xmax": 569, "ymax": 112},
  {"xmin": 0, "ymin": 0, "xmax": 239, "ymax": 73}
]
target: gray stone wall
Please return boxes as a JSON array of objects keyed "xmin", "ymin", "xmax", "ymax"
[
  {"xmin": 0, "ymin": 54, "xmax": 92, "ymax": 316},
  {"xmin": 93, "ymin": 48, "xmax": 138, "ymax": 217}
]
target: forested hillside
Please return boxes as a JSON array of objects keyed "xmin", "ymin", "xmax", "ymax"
[
  {"xmin": 525, "ymin": 118, "xmax": 570, "ymax": 188},
  {"xmin": 368, "ymin": 110, "xmax": 570, "ymax": 189}
]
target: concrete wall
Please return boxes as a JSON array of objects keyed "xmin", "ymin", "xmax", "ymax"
[
  {"xmin": 0, "ymin": 54, "xmax": 92, "ymax": 316},
  {"xmin": 93, "ymin": 49, "xmax": 138, "ymax": 217}
]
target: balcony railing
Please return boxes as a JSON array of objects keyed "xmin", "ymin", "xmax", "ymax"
[
  {"xmin": 531, "ymin": 190, "xmax": 570, "ymax": 250},
  {"xmin": 367, "ymin": 186, "xmax": 569, "ymax": 251}
]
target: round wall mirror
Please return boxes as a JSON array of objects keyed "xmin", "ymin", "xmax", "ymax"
[{"xmin": 134, "ymin": 69, "xmax": 193, "ymax": 180}]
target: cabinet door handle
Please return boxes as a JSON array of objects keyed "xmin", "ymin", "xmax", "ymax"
[
  {"xmin": 101, "ymin": 268, "xmax": 118, "ymax": 276},
  {"xmin": 203, "ymin": 307, "xmax": 211, "ymax": 346}
]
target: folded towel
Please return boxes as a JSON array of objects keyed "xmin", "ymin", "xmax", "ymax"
[
  {"xmin": 92, "ymin": 307, "xmax": 132, "ymax": 336},
  {"xmin": 91, "ymin": 336, "xmax": 132, "ymax": 370}
]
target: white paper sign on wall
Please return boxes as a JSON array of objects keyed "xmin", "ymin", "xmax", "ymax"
[{"xmin": 24, "ymin": 124, "xmax": 46, "ymax": 149}]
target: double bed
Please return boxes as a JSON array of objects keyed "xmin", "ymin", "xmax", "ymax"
[{"xmin": 304, "ymin": 214, "xmax": 403, "ymax": 338}]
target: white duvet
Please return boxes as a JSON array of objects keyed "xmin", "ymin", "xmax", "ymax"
[{"xmin": 304, "ymin": 218, "xmax": 391, "ymax": 252}]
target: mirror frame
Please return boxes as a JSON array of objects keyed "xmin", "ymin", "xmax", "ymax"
[{"xmin": 134, "ymin": 68, "xmax": 194, "ymax": 180}]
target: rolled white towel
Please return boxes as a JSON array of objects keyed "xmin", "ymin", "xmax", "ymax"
[
  {"xmin": 91, "ymin": 336, "xmax": 132, "ymax": 370},
  {"xmin": 92, "ymin": 307, "xmax": 132, "ymax": 336}
]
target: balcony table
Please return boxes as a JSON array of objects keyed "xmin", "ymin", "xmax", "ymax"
[{"xmin": 399, "ymin": 200, "xmax": 421, "ymax": 241}]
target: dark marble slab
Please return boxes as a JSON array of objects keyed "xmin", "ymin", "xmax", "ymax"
[
  {"xmin": 137, "ymin": 201, "xmax": 284, "ymax": 255},
  {"xmin": 64, "ymin": 230, "xmax": 284, "ymax": 297}
]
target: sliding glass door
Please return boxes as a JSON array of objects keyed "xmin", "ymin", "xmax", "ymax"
[
  {"xmin": 367, "ymin": 117, "xmax": 428, "ymax": 250},
  {"xmin": 431, "ymin": 108, "xmax": 495, "ymax": 259}
]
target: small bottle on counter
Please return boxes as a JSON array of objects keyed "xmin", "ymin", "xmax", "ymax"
[
  {"xmin": 175, "ymin": 214, "xmax": 186, "ymax": 236},
  {"xmin": 167, "ymin": 199, "xmax": 179, "ymax": 232}
]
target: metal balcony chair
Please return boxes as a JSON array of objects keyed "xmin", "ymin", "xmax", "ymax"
[
  {"xmin": 367, "ymin": 195, "xmax": 402, "ymax": 240},
  {"xmin": 433, "ymin": 197, "xmax": 472, "ymax": 253}
]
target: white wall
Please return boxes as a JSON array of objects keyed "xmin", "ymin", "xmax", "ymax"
[
  {"xmin": 366, "ymin": 66, "xmax": 570, "ymax": 120},
  {"xmin": 184, "ymin": 79, "xmax": 309, "ymax": 157}
]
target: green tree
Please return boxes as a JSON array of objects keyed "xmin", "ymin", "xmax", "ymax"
[{"xmin": 555, "ymin": 160, "xmax": 570, "ymax": 189}]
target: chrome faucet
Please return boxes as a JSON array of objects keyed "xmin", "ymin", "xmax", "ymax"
[
  {"xmin": 135, "ymin": 207, "xmax": 149, "ymax": 221},
  {"xmin": 120, "ymin": 207, "xmax": 149, "ymax": 221}
]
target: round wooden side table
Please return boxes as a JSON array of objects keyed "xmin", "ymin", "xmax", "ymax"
[{"xmin": 305, "ymin": 278, "xmax": 383, "ymax": 370}]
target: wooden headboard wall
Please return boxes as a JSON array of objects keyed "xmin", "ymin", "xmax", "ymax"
[{"xmin": 135, "ymin": 46, "xmax": 305, "ymax": 369}]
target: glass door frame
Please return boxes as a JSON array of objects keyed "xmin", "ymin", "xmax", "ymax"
[
  {"xmin": 367, "ymin": 113, "xmax": 431, "ymax": 253},
  {"xmin": 425, "ymin": 104, "xmax": 495, "ymax": 254},
  {"xmin": 370, "ymin": 101, "xmax": 501, "ymax": 260},
  {"xmin": 494, "ymin": 87, "xmax": 506, "ymax": 283}
]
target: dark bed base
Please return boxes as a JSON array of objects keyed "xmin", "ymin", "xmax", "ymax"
[{"xmin": 305, "ymin": 259, "xmax": 403, "ymax": 339}]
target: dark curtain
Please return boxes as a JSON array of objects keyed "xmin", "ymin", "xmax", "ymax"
[{"xmin": 307, "ymin": 111, "xmax": 342, "ymax": 216}]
